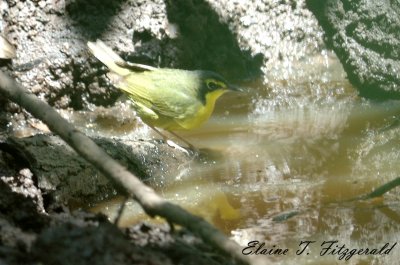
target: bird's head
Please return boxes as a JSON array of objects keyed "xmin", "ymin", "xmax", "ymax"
[{"xmin": 196, "ymin": 71, "xmax": 241, "ymax": 105}]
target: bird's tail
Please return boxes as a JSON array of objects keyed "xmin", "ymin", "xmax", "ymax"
[{"xmin": 87, "ymin": 40, "xmax": 131, "ymax": 76}]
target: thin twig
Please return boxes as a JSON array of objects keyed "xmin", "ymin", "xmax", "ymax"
[
  {"xmin": 357, "ymin": 177, "xmax": 400, "ymax": 200},
  {"xmin": 0, "ymin": 71, "xmax": 265, "ymax": 265}
]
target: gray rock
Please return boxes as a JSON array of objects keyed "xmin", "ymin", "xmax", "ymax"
[
  {"xmin": 307, "ymin": 0, "xmax": 400, "ymax": 99},
  {"xmin": 5, "ymin": 134, "xmax": 191, "ymax": 204}
]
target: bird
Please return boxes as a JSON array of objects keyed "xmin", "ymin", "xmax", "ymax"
[{"xmin": 87, "ymin": 40, "xmax": 240, "ymax": 150}]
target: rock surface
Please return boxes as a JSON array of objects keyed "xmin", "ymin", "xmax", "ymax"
[
  {"xmin": 0, "ymin": 180, "xmax": 231, "ymax": 265},
  {"xmin": 3, "ymin": 134, "xmax": 191, "ymax": 205},
  {"xmin": 307, "ymin": 0, "xmax": 400, "ymax": 99}
]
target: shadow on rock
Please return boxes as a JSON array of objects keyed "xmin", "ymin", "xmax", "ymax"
[
  {"xmin": 164, "ymin": 0, "xmax": 263, "ymax": 80},
  {"xmin": 66, "ymin": 0, "xmax": 262, "ymax": 81},
  {"xmin": 65, "ymin": 0, "xmax": 127, "ymax": 39}
]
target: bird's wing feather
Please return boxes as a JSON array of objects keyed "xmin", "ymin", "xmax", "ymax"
[
  {"xmin": 116, "ymin": 70, "xmax": 201, "ymax": 119},
  {"xmin": 87, "ymin": 40, "xmax": 131, "ymax": 76},
  {"xmin": 88, "ymin": 40, "xmax": 205, "ymax": 124}
]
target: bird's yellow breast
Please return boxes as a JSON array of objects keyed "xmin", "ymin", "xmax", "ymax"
[{"xmin": 173, "ymin": 89, "xmax": 227, "ymax": 130}]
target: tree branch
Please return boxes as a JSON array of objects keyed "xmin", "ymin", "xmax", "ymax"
[{"xmin": 0, "ymin": 71, "xmax": 266, "ymax": 265}]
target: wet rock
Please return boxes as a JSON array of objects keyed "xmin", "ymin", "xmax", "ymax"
[
  {"xmin": 32, "ymin": 221, "xmax": 173, "ymax": 265},
  {"xmin": 0, "ymin": 179, "xmax": 236, "ymax": 265},
  {"xmin": 306, "ymin": 0, "xmax": 400, "ymax": 99},
  {"xmin": 208, "ymin": 0, "xmax": 324, "ymax": 79},
  {"xmin": 3, "ymin": 134, "xmax": 192, "ymax": 205},
  {"xmin": 0, "ymin": 180, "xmax": 49, "ymax": 234},
  {"xmin": 1, "ymin": 168, "xmax": 45, "ymax": 213}
]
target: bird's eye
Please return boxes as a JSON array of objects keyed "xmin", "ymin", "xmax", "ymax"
[{"xmin": 207, "ymin": 81, "xmax": 221, "ymax": 90}]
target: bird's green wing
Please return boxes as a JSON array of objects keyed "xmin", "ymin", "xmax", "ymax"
[{"xmin": 115, "ymin": 69, "xmax": 202, "ymax": 120}]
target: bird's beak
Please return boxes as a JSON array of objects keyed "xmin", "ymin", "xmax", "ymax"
[{"xmin": 228, "ymin": 84, "xmax": 245, "ymax": 92}]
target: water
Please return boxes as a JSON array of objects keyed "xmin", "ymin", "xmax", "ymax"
[{"xmin": 83, "ymin": 51, "xmax": 400, "ymax": 264}]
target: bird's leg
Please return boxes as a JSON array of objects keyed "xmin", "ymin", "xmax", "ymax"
[
  {"xmin": 147, "ymin": 125, "xmax": 190, "ymax": 154},
  {"xmin": 113, "ymin": 196, "xmax": 129, "ymax": 226},
  {"xmin": 167, "ymin": 130, "xmax": 196, "ymax": 150},
  {"xmin": 147, "ymin": 125, "xmax": 168, "ymax": 141}
]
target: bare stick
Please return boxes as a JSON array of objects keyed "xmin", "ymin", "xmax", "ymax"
[
  {"xmin": 0, "ymin": 71, "xmax": 265, "ymax": 265},
  {"xmin": 357, "ymin": 177, "xmax": 400, "ymax": 200}
]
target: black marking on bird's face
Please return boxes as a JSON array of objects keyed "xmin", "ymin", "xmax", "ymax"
[
  {"xmin": 197, "ymin": 71, "xmax": 229, "ymax": 105},
  {"xmin": 205, "ymin": 79, "xmax": 226, "ymax": 91}
]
